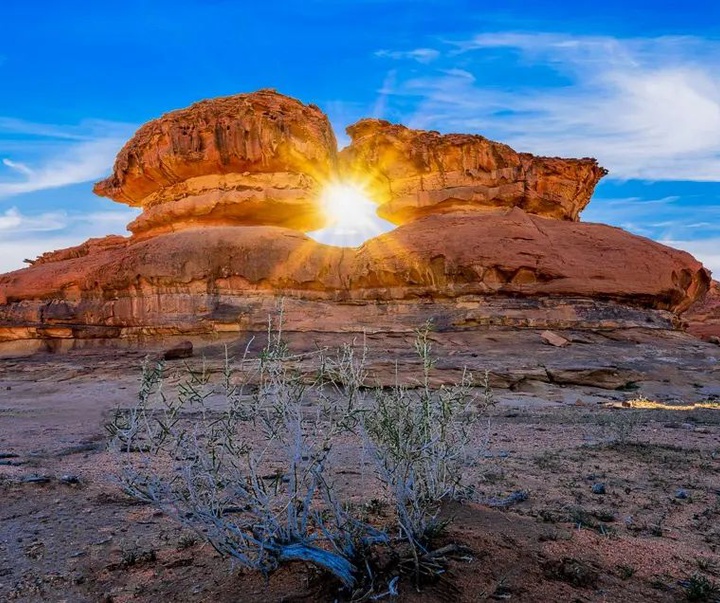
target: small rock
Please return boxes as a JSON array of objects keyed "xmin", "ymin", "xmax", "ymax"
[
  {"xmin": 22, "ymin": 475, "xmax": 51, "ymax": 484},
  {"xmin": 163, "ymin": 340, "xmax": 193, "ymax": 360},
  {"xmin": 675, "ymin": 488, "xmax": 688, "ymax": 499},
  {"xmin": 163, "ymin": 556, "xmax": 194, "ymax": 569},
  {"xmin": 591, "ymin": 483, "xmax": 606, "ymax": 495},
  {"xmin": 60, "ymin": 474, "xmax": 80, "ymax": 485},
  {"xmin": 540, "ymin": 330, "xmax": 571, "ymax": 347},
  {"xmin": 709, "ymin": 336, "xmax": 720, "ymax": 345}
]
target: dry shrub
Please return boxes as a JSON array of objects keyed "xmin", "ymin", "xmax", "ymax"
[{"xmin": 108, "ymin": 318, "xmax": 493, "ymax": 599}]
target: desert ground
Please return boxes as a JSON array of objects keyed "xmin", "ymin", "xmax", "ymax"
[{"xmin": 0, "ymin": 328, "xmax": 719, "ymax": 602}]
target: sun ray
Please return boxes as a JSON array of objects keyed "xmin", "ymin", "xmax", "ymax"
[{"xmin": 307, "ymin": 181, "xmax": 395, "ymax": 248}]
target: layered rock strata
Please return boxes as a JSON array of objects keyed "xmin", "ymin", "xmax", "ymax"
[
  {"xmin": 94, "ymin": 89, "xmax": 338, "ymax": 236},
  {"xmin": 339, "ymin": 119, "xmax": 607, "ymax": 224},
  {"xmin": 0, "ymin": 89, "xmax": 713, "ymax": 356},
  {"xmin": 0, "ymin": 212, "xmax": 709, "ymax": 356}
]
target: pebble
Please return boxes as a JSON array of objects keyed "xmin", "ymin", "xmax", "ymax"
[
  {"xmin": 675, "ymin": 488, "xmax": 689, "ymax": 499},
  {"xmin": 60, "ymin": 474, "xmax": 80, "ymax": 485},
  {"xmin": 22, "ymin": 475, "xmax": 51, "ymax": 484},
  {"xmin": 591, "ymin": 483, "xmax": 606, "ymax": 495}
]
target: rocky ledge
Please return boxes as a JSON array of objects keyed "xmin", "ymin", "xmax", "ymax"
[
  {"xmin": 339, "ymin": 119, "xmax": 607, "ymax": 223},
  {"xmin": 0, "ymin": 89, "xmax": 714, "ymax": 356}
]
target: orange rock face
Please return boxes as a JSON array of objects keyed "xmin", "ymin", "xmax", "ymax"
[
  {"xmin": 352, "ymin": 210, "xmax": 709, "ymax": 313},
  {"xmin": 0, "ymin": 211, "xmax": 710, "ymax": 355},
  {"xmin": 684, "ymin": 280, "xmax": 720, "ymax": 341},
  {"xmin": 94, "ymin": 90, "xmax": 338, "ymax": 234},
  {"xmin": 339, "ymin": 119, "xmax": 607, "ymax": 224},
  {"xmin": 0, "ymin": 89, "xmax": 714, "ymax": 355}
]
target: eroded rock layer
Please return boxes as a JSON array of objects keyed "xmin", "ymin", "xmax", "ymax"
[
  {"xmin": 685, "ymin": 280, "xmax": 720, "ymax": 341},
  {"xmin": 339, "ymin": 119, "xmax": 607, "ymax": 224},
  {"xmin": 0, "ymin": 89, "xmax": 715, "ymax": 356},
  {"xmin": 94, "ymin": 90, "xmax": 338, "ymax": 233},
  {"xmin": 0, "ymin": 211, "xmax": 709, "ymax": 355}
]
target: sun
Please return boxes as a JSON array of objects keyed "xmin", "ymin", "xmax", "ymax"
[
  {"xmin": 321, "ymin": 183, "xmax": 376, "ymax": 228},
  {"xmin": 308, "ymin": 181, "xmax": 394, "ymax": 247}
]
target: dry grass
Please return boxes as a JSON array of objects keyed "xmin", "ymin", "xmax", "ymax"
[{"xmin": 604, "ymin": 395, "xmax": 720, "ymax": 411}]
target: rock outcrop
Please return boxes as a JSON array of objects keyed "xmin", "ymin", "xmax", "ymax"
[
  {"xmin": 339, "ymin": 119, "xmax": 607, "ymax": 224},
  {"xmin": 0, "ymin": 211, "xmax": 710, "ymax": 355},
  {"xmin": 94, "ymin": 89, "xmax": 338, "ymax": 236},
  {"xmin": 0, "ymin": 89, "xmax": 714, "ymax": 356},
  {"xmin": 685, "ymin": 280, "xmax": 720, "ymax": 341}
]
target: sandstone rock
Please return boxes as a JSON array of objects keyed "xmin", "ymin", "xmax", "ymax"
[
  {"xmin": 0, "ymin": 90, "xmax": 715, "ymax": 355},
  {"xmin": 541, "ymin": 330, "xmax": 571, "ymax": 347},
  {"xmin": 94, "ymin": 90, "xmax": 338, "ymax": 233},
  {"xmin": 546, "ymin": 367, "xmax": 642, "ymax": 390},
  {"xmin": 339, "ymin": 119, "xmax": 607, "ymax": 224},
  {"xmin": 163, "ymin": 340, "xmax": 193, "ymax": 360},
  {"xmin": 0, "ymin": 212, "xmax": 707, "ymax": 310},
  {"xmin": 32, "ymin": 236, "xmax": 128, "ymax": 266},
  {"xmin": 351, "ymin": 210, "xmax": 709, "ymax": 312},
  {"xmin": 684, "ymin": 280, "xmax": 720, "ymax": 341},
  {"xmin": 125, "ymin": 172, "xmax": 322, "ymax": 237},
  {"xmin": 0, "ymin": 210, "xmax": 709, "ymax": 355}
]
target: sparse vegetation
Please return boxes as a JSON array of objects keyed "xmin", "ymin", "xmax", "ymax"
[
  {"xmin": 107, "ymin": 318, "xmax": 491, "ymax": 599},
  {"xmin": 680, "ymin": 573, "xmax": 720, "ymax": 602},
  {"xmin": 594, "ymin": 409, "xmax": 642, "ymax": 444},
  {"xmin": 119, "ymin": 547, "xmax": 157, "ymax": 569},
  {"xmin": 624, "ymin": 397, "xmax": 720, "ymax": 411}
]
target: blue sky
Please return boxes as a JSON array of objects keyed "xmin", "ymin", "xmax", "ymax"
[{"xmin": 1, "ymin": 0, "xmax": 719, "ymax": 275}]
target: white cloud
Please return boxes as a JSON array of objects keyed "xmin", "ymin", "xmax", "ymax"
[
  {"xmin": 0, "ymin": 207, "xmax": 137, "ymax": 274},
  {"xmin": 0, "ymin": 118, "xmax": 135, "ymax": 199},
  {"xmin": 0, "ymin": 138, "xmax": 128, "ymax": 198},
  {"xmin": 583, "ymin": 196, "xmax": 720, "ymax": 238},
  {"xmin": 375, "ymin": 48, "xmax": 440, "ymax": 63},
  {"xmin": 384, "ymin": 33, "xmax": 720, "ymax": 182},
  {"xmin": 0, "ymin": 207, "xmax": 68, "ymax": 231},
  {"xmin": 2, "ymin": 158, "xmax": 33, "ymax": 176}
]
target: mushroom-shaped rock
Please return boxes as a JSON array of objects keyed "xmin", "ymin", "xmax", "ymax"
[
  {"xmin": 339, "ymin": 119, "xmax": 607, "ymax": 224},
  {"xmin": 94, "ymin": 90, "xmax": 338, "ymax": 235}
]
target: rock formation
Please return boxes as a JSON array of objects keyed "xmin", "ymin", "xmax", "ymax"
[
  {"xmin": 339, "ymin": 119, "xmax": 607, "ymax": 224},
  {"xmin": 94, "ymin": 90, "xmax": 338, "ymax": 237},
  {"xmin": 0, "ymin": 89, "xmax": 713, "ymax": 356}
]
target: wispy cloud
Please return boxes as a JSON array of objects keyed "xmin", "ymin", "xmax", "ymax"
[
  {"xmin": 0, "ymin": 206, "xmax": 138, "ymax": 273},
  {"xmin": 2, "ymin": 158, "xmax": 33, "ymax": 176},
  {"xmin": 584, "ymin": 195, "xmax": 720, "ymax": 237},
  {"xmin": 0, "ymin": 118, "xmax": 136, "ymax": 199},
  {"xmin": 0, "ymin": 207, "xmax": 68, "ymax": 231},
  {"xmin": 378, "ymin": 33, "xmax": 720, "ymax": 182},
  {"xmin": 375, "ymin": 48, "xmax": 440, "ymax": 63}
]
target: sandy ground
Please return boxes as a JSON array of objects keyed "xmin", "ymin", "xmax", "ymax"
[{"xmin": 1, "ymin": 331, "xmax": 719, "ymax": 602}]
